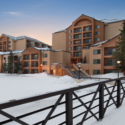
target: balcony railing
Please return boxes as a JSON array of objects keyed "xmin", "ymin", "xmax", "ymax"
[
  {"xmin": 32, "ymin": 57, "xmax": 38, "ymax": 60},
  {"xmin": 24, "ymin": 65, "xmax": 30, "ymax": 67},
  {"xmin": 84, "ymin": 34, "xmax": 92, "ymax": 38},
  {"xmin": 31, "ymin": 64, "xmax": 38, "ymax": 67},
  {"xmin": 104, "ymin": 51, "xmax": 115, "ymax": 55},
  {"xmin": 84, "ymin": 27, "xmax": 92, "ymax": 31},
  {"xmin": 74, "ymin": 48, "xmax": 81, "ymax": 51},
  {"xmin": 74, "ymin": 35, "xmax": 81, "ymax": 39},
  {"xmin": 74, "ymin": 42, "xmax": 81, "ymax": 45},
  {"xmin": 74, "ymin": 29, "xmax": 81, "ymax": 33},
  {"xmin": 83, "ymin": 40, "xmax": 92, "ymax": 44},
  {"xmin": 23, "ymin": 57, "xmax": 30, "ymax": 60},
  {"xmin": 104, "ymin": 63, "xmax": 116, "ymax": 66},
  {"xmin": 74, "ymin": 54, "xmax": 81, "ymax": 57}
]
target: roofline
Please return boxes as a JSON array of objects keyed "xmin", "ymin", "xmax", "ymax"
[{"xmin": 90, "ymin": 34, "xmax": 120, "ymax": 47}]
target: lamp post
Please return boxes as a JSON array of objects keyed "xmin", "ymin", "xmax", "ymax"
[
  {"xmin": 116, "ymin": 59, "xmax": 121, "ymax": 78},
  {"xmin": 41, "ymin": 64, "xmax": 42, "ymax": 72},
  {"xmin": 78, "ymin": 65, "xmax": 81, "ymax": 79}
]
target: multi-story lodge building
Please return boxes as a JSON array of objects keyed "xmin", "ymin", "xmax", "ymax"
[
  {"xmin": 0, "ymin": 14, "xmax": 124, "ymax": 76},
  {"xmin": 52, "ymin": 14, "xmax": 125, "ymax": 75},
  {"xmin": 0, "ymin": 34, "xmax": 52, "ymax": 52}
]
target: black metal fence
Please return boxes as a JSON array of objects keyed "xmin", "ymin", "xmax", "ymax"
[{"xmin": 0, "ymin": 77, "xmax": 125, "ymax": 125}]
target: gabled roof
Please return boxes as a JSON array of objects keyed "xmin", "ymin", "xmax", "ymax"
[
  {"xmin": 3, "ymin": 34, "xmax": 46, "ymax": 44},
  {"xmin": 91, "ymin": 34, "xmax": 120, "ymax": 47}
]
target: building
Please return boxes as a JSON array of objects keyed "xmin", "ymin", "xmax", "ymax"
[
  {"xmin": 0, "ymin": 34, "xmax": 51, "ymax": 52},
  {"xmin": 0, "ymin": 46, "xmax": 71, "ymax": 76},
  {"xmin": 52, "ymin": 14, "xmax": 124, "ymax": 64}
]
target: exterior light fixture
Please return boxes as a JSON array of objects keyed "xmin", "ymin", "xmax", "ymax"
[
  {"xmin": 78, "ymin": 65, "xmax": 81, "ymax": 79},
  {"xmin": 41, "ymin": 64, "xmax": 42, "ymax": 67},
  {"xmin": 116, "ymin": 59, "xmax": 121, "ymax": 78}
]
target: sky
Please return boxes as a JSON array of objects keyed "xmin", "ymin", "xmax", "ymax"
[{"xmin": 0, "ymin": 0, "xmax": 125, "ymax": 45}]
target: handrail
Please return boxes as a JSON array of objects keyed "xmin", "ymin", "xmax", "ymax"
[{"xmin": 73, "ymin": 64, "xmax": 91, "ymax": 77}]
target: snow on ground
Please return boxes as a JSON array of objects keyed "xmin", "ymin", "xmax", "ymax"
[{"xmin": 0, "ymin": 73, "xmax": 124, "ymax": 125}]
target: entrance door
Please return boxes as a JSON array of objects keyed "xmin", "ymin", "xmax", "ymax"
[{"xmin": 86, "ymin": 70, "xmax": 89, "ymax": 74}]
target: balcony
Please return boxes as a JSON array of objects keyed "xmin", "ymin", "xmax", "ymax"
[
  {"xmin": 104, "ymin": 63, "xmax": 116, "ymax": 66},
  {"xmin": 24, "ymin": 64, "xmax": 30, "ymax": 67},
  {"xmin": 74, "ymin": 53, "xmax": 81, "ymax": 57},
  {"xmin": 35, "ymin": 43, "xmax": 41, "ymax": 46},
  {"xmin": 84, "ymin": 33, "xmax": 92, "ymax": 38},
  {"xmin": 27, "ymin": 41, "xmax": 34, "ymax": 45},
  {"xmin": 83, "ymin": 39, "xmax": 92, "ymax": 44},
  {"xmin": 32, "ymin": 55, "xmax": 38, "ymax": 60},
  {"xmin": 31, "ymin": 64, "xmax": 38, "ymax": 67},
  {"xmin": 84, "ymin": 27, "xmax": 92, "ymax": 31},
  {"xmin": 104, "ymin": 51, "xmax": 115, "ymax": 56},
  {"xmin": 74, "ymin": 28, "xmax": 81, "ymax": 33},
  {"xmin": 23, "ymin": 56, "xmax": 30, "ymax": 60},
  {"xmin": 74, "ymin": 47, "xmax": 81, "ymax": 51},
  {"xmin": 74, "ymin": 34, "xmax": 81, "ymax": 39}
]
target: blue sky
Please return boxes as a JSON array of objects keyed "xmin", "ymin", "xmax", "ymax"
[{"xmin": 0, "ymin": 0, "xmax": 125, "ymax": 45}]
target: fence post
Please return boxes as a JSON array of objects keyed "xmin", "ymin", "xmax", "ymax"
[
  {"xmin": 117, "ymin": 80, "xmax": 121, "ymax": 108},
  {"xmin": 66, "ymin": 91, "xmax": 73, "ymax": 125},
  {"xmin": 99, "ymin": 83, "xmax": 104, "ymax": 120}
]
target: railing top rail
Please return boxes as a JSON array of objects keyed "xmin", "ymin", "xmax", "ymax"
[{"xmin": 0, "ymin": 77, "xmax": 124, "ymax": 109}]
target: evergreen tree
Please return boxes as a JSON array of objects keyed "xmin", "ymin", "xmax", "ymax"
[
  {"xmin": 7, "ymin": 50, "xmax": 14, "ymax": 73},
  {"xmin": 14, "ymin": 57, "xmax": 22, "ymax": 74},
  {"xmin": 2, "ymin": 62, "xmax": 7, "ymax": 73},
  {"xmin": 113, "ymin": 21, "xmax": 125, "ymax": 71},
  {"xmin": 83, "ymin": 56, "xmax": 87, "ymax": 63}
]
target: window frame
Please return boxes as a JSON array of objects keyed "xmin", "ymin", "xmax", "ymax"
[
  {"xmin": 93, "ymin": 50, "xmax": 101, "ymax": 54},
  {"xmin": 93, "ymin": 59, "xmax": 101, "ymax": 64}
]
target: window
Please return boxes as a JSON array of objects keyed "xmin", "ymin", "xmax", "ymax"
[
  {"xmin": 93, "ymin": 59, "xmax": 100, "ymax": 64},
  {"xmin": 95, "ymin": 25, "xmax": 100, "ymax": 29},
  {"xmin": 69, "ymin": 47, "xmax": 72, "ymax": 50},
  {"xmin": 69, "ymin": 36, "xmax": 72, "ymax": 39},
  {"xmin": 43, "ymin": 61, "xmax": 47, "ymax": 65},
  {"xmin": 9, "ymin": 45, "xmax": 11, "ymax": 48},
  {"xmin": 9, "ymin": 41, "xmax": 11, "ymax": 43},
  {"xmin": 95, "ymin": 31, "xmax": 100, "ymax": 35},
  {"xmin": 43, "ymin": 70, "xmax": 47, "ymax": 72},
  {"xmin": 20, "ymin": 56, "xmax": 22, "ymax": 59},
  {"xmin": 24, "ymin": 69, "xmax": 30, "ymax": 74},
  {"xmin": 69, "ymin": 30, "xmax": 72, "ymax": 33},
  {"xmin": 24, "ymin": 62, "xmax": 30, "ymax": 67},
  {"xmin": 69, "ymin": 41, "xmax": 72, "ymax": 45},
  {"xmin": 70, "ymin": 53, "xmax": 72, "ymax": 56},
  {"xmin": 4, "ymin": 57, "xmax": 6, "ymax": 60},
  {"xmin": 94, "ymin": 50, "xmax": 101, "ymax": 54},
  {"xmin": 93, "ymin": 70, "xmax": 100, "ymax": 74},
  {"xmin": 24, "ymin": 55, "xmax": 30, "ymax": 60},
  {"xmin": 95, "ymin": 38, "xmax": 100, "ymax": 42},
  {"xmin": 74, "ymin": 34, "xmax": 81, "ymax": 39},
  {"xmin": 106, "ymin": 59, "xmax": 116, "ymax": 66},
  {"xmin": 43, "ymin": 54, "xmax": 47, "ymax": 58}
]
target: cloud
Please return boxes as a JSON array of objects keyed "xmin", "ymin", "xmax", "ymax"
[{"xmin": 6, "ymin": 12, "xmax": 21, "ymax": 16}]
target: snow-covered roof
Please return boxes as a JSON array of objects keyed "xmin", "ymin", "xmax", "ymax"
[
  {"xmin": 91, "ymin": 40, "xmax": 109, "ymax": 47},
  {"xmin": 100, "ymin": 19, "xmax": 125, "ymax": 24},
  {"xmin": 3, "ymin": 34, "xmax": 46, "ymax": 44},
  {"xmin": 0, "ymin": 50, "xmax": 24, "ymax": 55},
  {"xmin": 34, "ymin": 47, "xmax": 51, "ymax": 51}
]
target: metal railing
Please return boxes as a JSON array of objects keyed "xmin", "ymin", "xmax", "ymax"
[
  {"xmin": 31, "ymin": 64, "xmax": 38, "ymax": 67},
  {"xmin": 0, "ymin": 77, "xmax": 125, "ymax": 125}
]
